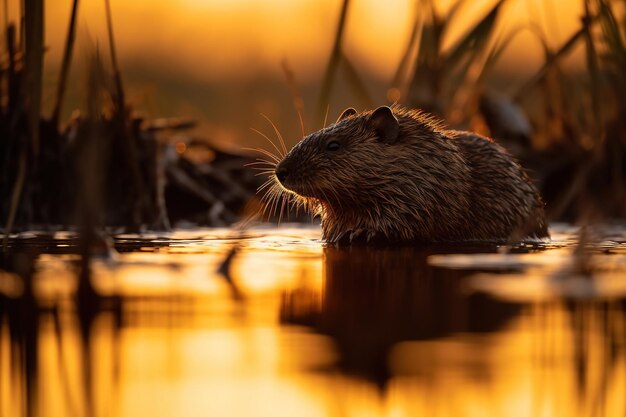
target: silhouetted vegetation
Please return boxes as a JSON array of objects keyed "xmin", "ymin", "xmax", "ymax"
[
  {"xmin": 313, "ymin": 0, "xmax": 626, "ymax": 223},
  {"xmin": 1, "ymin": 0, "xmax": 263, "ymax": 251}
]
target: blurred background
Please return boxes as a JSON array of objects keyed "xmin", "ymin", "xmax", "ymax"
[
  {"xmin": 17, "ymin": 0, "xmax": 591, "ymax": 145},
  {"xmin": 2, "ymin": 0, "xmax": 625, "ymax": 228}
]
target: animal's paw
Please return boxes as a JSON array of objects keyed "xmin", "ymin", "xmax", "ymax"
[
  {"xmin": 348, "ymin": 229, "xmax": 362, "ymax": 243},
  {"xmin": 348, "ymin": 228, "xmax": 376, "ymax": 243}
]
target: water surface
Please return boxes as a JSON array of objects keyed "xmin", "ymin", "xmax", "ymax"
[{"xmin": 1, "ymin": 224, "xmax": 625, "ymax": 416}]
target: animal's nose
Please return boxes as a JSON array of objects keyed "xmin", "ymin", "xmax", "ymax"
[{"xmin": 275, "ymin": 165, "xmax": 288, "ymax": 184}]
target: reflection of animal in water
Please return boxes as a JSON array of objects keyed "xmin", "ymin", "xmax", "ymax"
[
  {"xmin": 268, "ymin": 106, "xmax": 548, "ymax": 244},
  {"xmin": 280, "ymin": 247, "xmax": 521, "ymax": 387}
]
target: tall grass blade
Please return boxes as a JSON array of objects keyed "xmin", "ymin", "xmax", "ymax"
[
  {"xmin": 23, "ymin": 0, "xmax": 44, "ymax": 155},
  {"xmin": 445, "ymin": 0, "xmax": 469, "ymax": 23},
  {"xmin": 52, "ymin": 0, "xmax": 79, "ymax": 126},
  {"xmin": 104, "ymin": 0, "xmax": 149, "ymax": 228},
  {"xmin": 5, "ymin": 24, "xmax": 17, "ymax": 115},
  {"xmin": 513, "ymin": 20, "xmax": 592, "ymax": 102},
  {"xmin": 2, "ymin": 0, "xmax": 7, "ymax": 54},
  {"xmin": 340, "ymin": 53, "xmax": 373, "ymax": 108},
  {"xmin": 597, "ymin": 0, "xmax": 626, "ymax": 57},
  {"xmin": 105, "ymin": 0, "xmax": 125, "ymax": 111},
  {"xmin": 1, "ymin": 0, "xmax": 6, "ymax": 110},
  {"xmin": 281, "ymin": 58, "xmax": 306, "ymax": 137},
  {"xmin": 443, "ymin": 0, "xmax": 505, "ymax": 72},
  {"xmin": 316, "ymin": 0, "xmax": 350, "ymax": 126},
  {"xmin": 4, "ymin": 0, "xmax": 44, "ymax": 248},
  {"xmin": 18, "ymin": 0, "xmax": 23, "ymax": 50},
  {"xmin": 406, "ymin": 19, "xmax": 442, "ymax": 111},
  {"xmin": 391, "ymin": 7, "xmax": 423, "ymax": 93},
  {"xmin": 78, "ymin": 49, "xmax": 106, "ymax": 244},
  {"xmin": 596, "ymin": 0, "xmax": 626, "ymax": 113},
  {"xmin": 475, "ymin": 25, "xmax": 544, "ymax": 85},
  {"xmin": 583, "ymin": 0, "xmax": 602, "ymax": 137}
]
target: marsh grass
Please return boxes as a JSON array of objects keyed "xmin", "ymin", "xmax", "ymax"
[
  {"xmin": 316, "ymin": 0, "xmax": 351, "ymax": 126},
  {"xmin": 309, "ymin": 0, "xmax": 626, "ymax": 225},
  {"xmin": 2, "ymin": 1, "xmax": 108, "ymax": 243},
  {"xmin": 316, "ymin": 0, "xmax": 373, "ymax": 126},
  {"xmin": 517, "ymin": 0, "xmax": 626, "ymax": 221},
  {"xmin": 246, "ymin": 0, "xmax": 625, "ymax": 253},
  {"xmin": 1, "ymin": 0, "xmax": 263, "ymax": 247}
]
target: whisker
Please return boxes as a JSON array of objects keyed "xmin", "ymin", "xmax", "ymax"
[
  {"xmin": 244, "ymin": 160, "xmax": 276, "ymax": 167},
  {"xmin": 258, "ymin": 177, "xmax": 274, "ymax": 189},
  {"xmin": 250, "ymin": 167, "xmax": 276, "ymax": 172},
  {"xmin": 245, "ymin": 161, "xmax": 276, "ymax": 168},
  {"xmin": 249, "ymin": 167, "xmax": 276, "ymax": 172},
  {"xmin": 239, "ymin": 212, "xmax": 260, "ymax": 230},
  {"xmin": 269, "ymin": 192, "xmax": 281, "ymax": 221},
  {"xmin": 270, "ymin": 189, "xmax": 279, "ymax": 217},
  {"xmin": 250, "ymin": 127, "xmax": 284, "ymax": 161},
  {"xmin": 278, "ymin": 193, "xmax": 287, "ymax": 224},
  {"xmin": 254, "ymin": 170, "xmax": 275, "ymax": 177},
  {"xmin": 262, "ymin": 187, "xmax": 277, "ymax": 218},
  {"xmin": 262, "ymin": 199, "xmax": 273, "ymax": 220},
  {"xmin": 271, "ymin": 189, "xmax": 282, "ymax": 219},
  {"xmin": 289, "ymin": 198, "xmax": 297, "ymax": 219},
  {"xmin": 261, "ymin": 114, "xmax": 287, "ymax": 157},
  {"xmin": 274, "ymin": 189, "xmax": 283, "ymax": 224},
  {"xmin": 242, "ymin": 146, "xmax": 280, "ymax": 162},
  {"xmin": 260, "ymin": 186, "xmax": 272, "ymax": 201},
  {"xmin": 257, "ymin": 179, "xmax": 275, "ymax": 193},
  {"xmin": 242, "ymin": 147, "xmax": 280, "ymax": 163}
]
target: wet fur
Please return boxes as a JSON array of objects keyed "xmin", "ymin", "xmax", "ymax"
[{"xmin": 269, "ymin": 106, "xmax": 548, "ymax": 244}]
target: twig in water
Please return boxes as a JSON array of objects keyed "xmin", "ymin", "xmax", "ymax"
[{"xmin": 217, "ymin": 245, "xmax": 245, "ymax": 301}]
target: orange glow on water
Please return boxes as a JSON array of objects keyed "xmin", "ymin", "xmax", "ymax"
[{"xmin": 2, "ymin": 228, "xmax": 626, "ymax": 417}]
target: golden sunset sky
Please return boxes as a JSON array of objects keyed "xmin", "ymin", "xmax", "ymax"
[{"xmin": 3, "ymin": 0, "xmax": 588, "ymax": 144}]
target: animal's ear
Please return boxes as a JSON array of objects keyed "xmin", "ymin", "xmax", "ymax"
[
  {"xmin": 368, "ymin": 106, "xmax": 399, "ymax": 144},
  {"xmin": 336, "ymin": 107, "xmax": 357, "ymax": 123}
]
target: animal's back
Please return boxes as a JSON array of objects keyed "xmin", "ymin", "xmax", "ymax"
[{"xmin": 451, "ymin": 131, "xmax": 548, "ymax": 240}]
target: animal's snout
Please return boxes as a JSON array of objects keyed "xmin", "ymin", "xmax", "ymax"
[{"xmin": 275, "ymin": 164, "xmax": 289, "ymax": 184}]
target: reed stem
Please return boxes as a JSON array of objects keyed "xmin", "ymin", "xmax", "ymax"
[
  {"xmin": 316, "ymin": 0, "xmax": 350, "ymax": 126},
  {"xmin": 52, "ymin": 0, "xmax": 79, "ymax": 127}
]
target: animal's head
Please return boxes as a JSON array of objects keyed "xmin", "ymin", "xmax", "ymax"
[{"xmin": 272, "ymin": 106, "xmax": 402, "ymax": 209}]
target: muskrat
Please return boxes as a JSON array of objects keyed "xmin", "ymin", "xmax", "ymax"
[{"xmin": 267, "ymin": 105, "xmax": 548, "ymax": 244}]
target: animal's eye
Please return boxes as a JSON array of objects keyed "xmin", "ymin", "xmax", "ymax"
[{"xmin": 326, "ymin": 141, "xmax": 340, "ymax": 151}]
